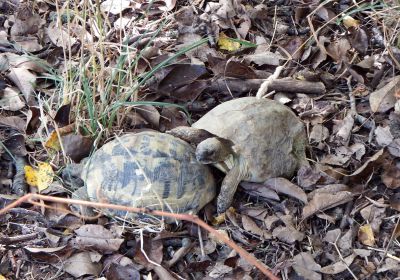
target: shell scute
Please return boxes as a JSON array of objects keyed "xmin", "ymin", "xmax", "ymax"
[{"xmin": 83, "ymin": 131, "xmax": 215, "ymax": 217}]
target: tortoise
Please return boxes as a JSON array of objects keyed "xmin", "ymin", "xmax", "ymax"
[
  {"xmin": 65, "ymin": 131, "xmax": 216, "ymax": 220},
  {"xmin": 168, "ymin": 97, "xmax": 308, "ymax": 214}
]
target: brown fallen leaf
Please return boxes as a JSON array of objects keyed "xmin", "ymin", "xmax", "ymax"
[
  {"xmin": 241, "ymin": 215, "xmax": 272, "ymax": 239},
  {"xmin": 240, "ymin": 181, "xmax": 280, "ymax": 201},
  {"xmin": 0, "ymin": 87, "xmax": 25, "ymax": 111},
  {"xmin": 320, "ymin": 253, "xmax": 356, "ymax": 274},
  {"xmin": 389, "ymin": 193, "xmax": 400, "ymax": 211},
  {"xmin": 381, "ymin": 164, "xmax": 400, "ymax": 189},
  {"xmin": 369, "ymin": 75, "xmax": 400, "ymax": 113},
  {"xmin": 74, "ymin": 225, "xmax": 124, "ymax": 253},
  {"xmin": 292, "ymin": 252, "xmax": 322, "ymax": 280},
  {"xmin": 302, "ymin": 191, "xmax": 353, "ymax": 219},
  {"xmin": 375, "ymin": 126, "xmax": 394, "ymax": 147},
  {"xmin": 264, "ymin": 177, "xmax": 308, "ymax": 203},
  {"xmin": 6, "ymin": 68, "xmax": 37, "ymax": 104},
  {"xmin": 64, "ymin": 252, "xmax": 102, "ymax": 277},
  {"xmin": 61, "ymin": 134, "xmax": 94, "ymax": 162},
  {"xmin": 135, "ymin": 105, "xmax": 160, "ymax": 129},
  {"xmin": 105, "ymin": 263, "xmax": 140, "ymax": 280},
  {"xmin": 25, "ymin": 245, "xmax": 73, "ymax": 263}
]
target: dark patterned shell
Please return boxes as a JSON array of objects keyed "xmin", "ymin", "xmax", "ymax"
[
  {"xmin": 82, "ymin": 131, "xmax": 215, "ymax": 217},
  {"xmin": 193, "ymin": 97, "xmax": 307, "ymax": 181}
]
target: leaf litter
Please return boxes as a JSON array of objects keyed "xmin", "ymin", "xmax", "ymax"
[{"xmin": 1, "ymin": 0, "xmax": 400, "ymax": 279}]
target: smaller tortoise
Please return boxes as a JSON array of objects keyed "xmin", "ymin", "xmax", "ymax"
[
  {"xmin": 169, "ymin": 97, "xmax": 308, "ymax": 214},
  {"xmin": 66, "ymin": 131, "xmax": 216, "ymax": 220}
]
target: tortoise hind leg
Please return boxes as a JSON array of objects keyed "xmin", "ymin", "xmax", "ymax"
[
  {"xmin": 217, "ymin": 164, "xmax": 246, "ymax": 214},
  {"xmin": 166, "ymin": 126, "xmax": 214, "ymax": 146}
]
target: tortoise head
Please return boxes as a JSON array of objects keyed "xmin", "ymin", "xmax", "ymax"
[{"xmin": 195, "ymin": 137, "xmax": 234, "ymax": 164}]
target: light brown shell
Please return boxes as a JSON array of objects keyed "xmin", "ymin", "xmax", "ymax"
[
  {"xmin": 82, "ymin": 131, "xmax": 215, "ymax": 217},
  {"xmin": 193, "ymin": 97, "xmax": 307, "ymax": 181}
]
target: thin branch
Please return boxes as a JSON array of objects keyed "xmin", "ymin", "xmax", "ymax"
[{"xmin": 0, "ymin": 194, "xmax": 280, "ymax": 280}]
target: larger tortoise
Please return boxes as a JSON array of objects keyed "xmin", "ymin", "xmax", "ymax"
[
  {"xmin": 72, "ymin": 131, "xmax": 216, "ymax": 219},
  {"xmin": 169, "ymin": 97, "xmax": 308, "ymax": 214}
]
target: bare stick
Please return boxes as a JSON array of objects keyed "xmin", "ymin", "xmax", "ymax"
[
  {"xmin": 209, "ymin": 78, "xmax": 326, "ymax": 95},
  {"xmin": 0, "ymin": 194, "xmax": 280, "ymax": 280}
]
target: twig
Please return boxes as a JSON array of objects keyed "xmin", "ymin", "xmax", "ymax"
[
  {"xmin": 209, "ymin": 78, "xmax": 326, "ymax": 95},
  {"xmin": 330, "ymin": 234, "xmax": 358, "ymax": 280},
  {"xmin": 256, "ymin": 66, "xmax": 284, "ymax": 99},
  {"xmin": 0, "ymin": 194, "xmax": 280, "ymax": 280},
  {"xmin": 0, "ymin": 232, "xmax": 40, "ymax": 245}
]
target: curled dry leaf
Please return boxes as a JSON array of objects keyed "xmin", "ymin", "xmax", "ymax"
[
  {"xmin": 302, "ymin": 191, "xmax": 353, "ymax": 219},
  {"xmin": 240, "ymin": 181, "xmax": 280, "ymax": 201},
  {"xmin": 320, "ymin": 253, "xmax": 356, "ymax": 274},
  {"xmin": 349, "ymin": 149, "xmax": 385, "ymax": 178},
  {"xmin": 241, "ymin": 215, "xmax": 272, "ymax": 239},
  {"xmin": 264, "ymin": 177, "xmax": 307, "ymax": 203},
  {"xmin": 369, "ymin": 75, "xmax": 400, "ymax": 113},
  {"xmin": 6, "ymin": 68, "xmax": 36, "ymax": 104}
]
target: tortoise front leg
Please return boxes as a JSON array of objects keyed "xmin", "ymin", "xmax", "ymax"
[
  {"xmin": 166, "ymin": 126, "xmax": 214, "ymax": 146},
  {"xmin": 217, "ymin": 164, "xmax": 245, "ymax": 214}
]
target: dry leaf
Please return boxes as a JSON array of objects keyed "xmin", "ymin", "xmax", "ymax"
[
  {"xmin": 243, "ymin": 51, "xmax": 283, "ymax": 66},
  {"xmin": 0, "ymin": 87, "xmax": 25, "ymax": 111},
  {"xmin": 241, "ymin": 215, "xmax": 272, "ymax": 239},
  {"xmin": 74, "ymin": 225, "xmax": 124, "ymax": 253},
  {"xmin": 381, "ymin": 164, "xmax": 400, "ymax": 189},
  {"xmin": 64, "ymin": 252, "xmax": 102, "ymax": 277},
  {"xmin": 342, "ymin": 15, "xmax": 360, "ymax": 28},
  {"xmin": 292, "ymin": 252, "xmax": 322, "ymax": 280},
  {"xmin": 47, "ymin": 22, "xmax": 77, "ymax": 48},
  {"xmin": 45, "ymin": 130, "xmax": 62, "ymax": 151},
  {"xmin": 375, "ymin": 126, "xmax": 394, "ymax": 146},
  {"xmin": 302, "ymin": 191, "xmax": 353, "ymax": 219},
  {"xmin": 369, "ymin": 76, "xmax": 400, "ymax": 113},
  {"xmin": 24, "ymin": 162, "xmax": 54, "ymax": 192},
  {"xmin": 7, "ymin": 68, "xmax": 36, "ymax": 103},
  {"xmin": 320, "ymin": 253, "xmax": 356, "ymax": 274},
  {"xmin": 264, "ymin": 177, "xmax": 307, "ymax": 203},
  {"xmin": 358, "ymin": 224, "xmax": 375, "ymax": 246},
  {"xmin": 100, "ymin": 0, "xmax": 131, "ymax": 14}
]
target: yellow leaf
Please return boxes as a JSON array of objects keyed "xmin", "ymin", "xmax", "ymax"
[
  {"xmin": 358, "ymin": 224, "xmax": 375, "ymax": 246},
  {"xmin": 218, "ymin": 34, "xmax": 241, "ymax": 52},
  {"xmin": 342, "ymin": 15, "xmax": 359, "ymax": 28},
  {"xmin": 45, "ymin": 130, "xmax": 61, "ymax": 151},
  {"xmin": 212, "ymin": 213, "xmax": 226, "ymax": 225},
  {"xmin": 24, "ymin": 163, "xmax": 54, "ymax": 192},
  {"xmin": 0, "ymin": 274, "xmax": 8, "ymax": 280},
  {"xmin": 24, "ymin": 165, "xmax": 37, "ymax": 186}
]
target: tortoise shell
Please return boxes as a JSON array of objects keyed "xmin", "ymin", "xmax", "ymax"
[
  {"xmin": 82, "ymin": 131, "xmax": 216, "ymax": 217},
  {"xmin": 193, "ymin": 97, "xmax": 307, "ymax": 181}
]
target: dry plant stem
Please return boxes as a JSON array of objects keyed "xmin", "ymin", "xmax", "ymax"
[
  {"xmin": 0, "ymin": 232, "xmax": 39, "ymax": 245},
  {"xmin": 210, "ymin": 78, "xmax": 326, "ymax": 95},
  {"xmin": 0, "ymin": 194, "xmax": 280, "ymax": 280}
]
